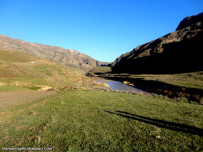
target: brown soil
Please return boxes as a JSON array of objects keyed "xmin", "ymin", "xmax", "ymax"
[{"xmin": 0, "ymin": 90, "xmax": 56, "ymax": 108}]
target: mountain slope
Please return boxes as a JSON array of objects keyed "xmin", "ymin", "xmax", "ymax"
[
  {"xmin": 111, "ymin": 12, "xmax": 203, "ymax": 74},
  {"xmin": 0, "ymin": 49, "xmax": 100, "ymax": 91},
  {"xmin": 0, "ymin": 35, "xmax": 100, "ymax": 72}
]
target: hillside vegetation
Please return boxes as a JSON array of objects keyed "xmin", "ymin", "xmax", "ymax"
[{"xmin": 0, "ymin": 49, "xmax": 100, "ymax": 92}]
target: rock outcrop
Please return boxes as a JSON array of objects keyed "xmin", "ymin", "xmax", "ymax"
[
  {"xmin": 111, "ymin": 12, "xmax": 203, "ymax": 74},
  {"xmin": 0, "ymin": 35, "xmax": 100, "ymax": 72},
  {"xmin": 176, "ymin": 12, "xmax": 203, "ymax": 30}
]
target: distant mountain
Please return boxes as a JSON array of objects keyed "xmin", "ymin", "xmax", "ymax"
[
  {"xmin": 111, "ymin": 12, "xmax": 203, "ymax": 74},
  {"xmin": 0, "ymin": 35, "xmax": 100, "ymax": 72}
]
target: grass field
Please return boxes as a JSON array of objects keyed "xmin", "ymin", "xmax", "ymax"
[{"xmin": 0, "ymin": 90, "xmax": 202, "ymax": 151}]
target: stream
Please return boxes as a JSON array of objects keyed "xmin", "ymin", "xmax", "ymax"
[{"xmin": 97, "ymin": 79, "xmax": 149, "ymax": 95}]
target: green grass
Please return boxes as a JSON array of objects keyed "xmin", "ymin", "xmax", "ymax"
[
  {"xmin": 0, "ymin": 85, "xmax": 27, "ymax": 92},
  {"xmin": 0, "ymin": 49, "xmax": 37, "ymax": 62},
  {"xmin": 88, "ymin": 66, "xmax": 111, "ymax": 76},
  {"xmin": 28, "ymin": 86, "xmax": 41, "ymax": 90},
  {"xmin": 127, "ymin": 72, "xmax": 203, "ymax": 89},
  {"xmin": 0, "ymin": 90, "xmax": 202, "ymax": 151}
]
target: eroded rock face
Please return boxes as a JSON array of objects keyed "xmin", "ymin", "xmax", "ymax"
[
  {"xmin": 0, "ymin": 35, "xmax": 100, "ymax": 72},
  {"xmin": 111, "ymin": 12, "xmax": 203, "ymax": 74}
]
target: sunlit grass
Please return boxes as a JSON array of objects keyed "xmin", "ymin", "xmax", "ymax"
[
  {"xmin": 0, "ymin": 90, "xmax": 202, "ymax": 151},
  {"xmin": 0, "ymin": 49, "xmax": 37, "ymax": 62},
  {"xmin": 0, "ymin": 85, "xmax": 27, "ymax": 92}
]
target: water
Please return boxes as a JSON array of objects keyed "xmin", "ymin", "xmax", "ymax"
[{"xmin": 97, "ymin": 79, "xmax": 149, "ymax": 95}]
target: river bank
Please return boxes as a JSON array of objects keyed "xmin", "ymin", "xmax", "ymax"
[
  {"xmin": 102, "ymin": 76, "xmax": 203, "ymax": 103},
  {"xmin": 96, "ymin": 78, "xmax": 149, "ymax": 95},
  {"xmin": 87, "ymin": 67, "xmax": 203, "ymax": 103}
]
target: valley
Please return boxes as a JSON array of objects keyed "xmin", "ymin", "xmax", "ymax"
[
  {"xmin": 0, "ymin": 12, "xmax": 203, "ymax": 151},
  {"xmin": 87, "ymin": 12, "xmax": 203, "ymax": 103}
]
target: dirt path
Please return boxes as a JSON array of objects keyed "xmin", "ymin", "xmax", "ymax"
[{"xmin": 0, "ymin": 90, "xmax": 56, "ymax": 108}]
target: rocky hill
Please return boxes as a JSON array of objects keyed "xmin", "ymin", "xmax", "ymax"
[
  {"xmin": 111, "ymin": 12, "xmax": 203, "ymax": 74},
  {"xmin": 0, "ymin": 35, "xmax": 100, "ymax": 72}
]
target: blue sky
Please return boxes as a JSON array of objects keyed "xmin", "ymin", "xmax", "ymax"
[{"xmin": 0, "ymin": 0, "xmax": 202, "ymax": 62}]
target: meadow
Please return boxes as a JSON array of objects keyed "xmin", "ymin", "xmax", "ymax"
[{"xmin": 0, "ymin": 90, "xmax": 202, "ymax": 151}]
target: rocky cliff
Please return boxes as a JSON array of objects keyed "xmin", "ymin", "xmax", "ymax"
[
  {"xmin": 0, "ymin": 35, "xmax": 100, "ymax": 72},
  {"xmin": 111, "ymin": 12, "xmax": 203, "ymax": 74}
]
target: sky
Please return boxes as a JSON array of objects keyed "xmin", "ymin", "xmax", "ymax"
[{"xmin": 0, "ymin": 0, "xmax": 202, "ymax": 62}]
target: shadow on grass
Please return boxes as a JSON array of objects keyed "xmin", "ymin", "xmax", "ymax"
[{"xmin": 105, "ymin": 110, "xmax": 203, "ymax": 136}]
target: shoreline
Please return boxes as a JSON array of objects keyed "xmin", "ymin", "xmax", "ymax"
[{"xmin": 91, "ymin": 75, "xmax": 203, "ymax": 104}]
